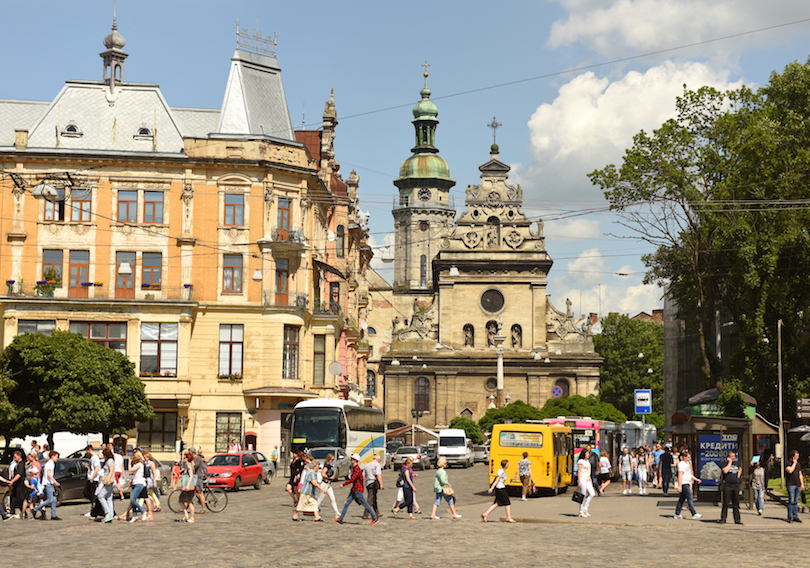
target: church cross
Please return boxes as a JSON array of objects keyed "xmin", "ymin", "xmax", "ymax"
[{"xmin": 488, "ymin": 117, "xmax": 502, "ymax": 145}]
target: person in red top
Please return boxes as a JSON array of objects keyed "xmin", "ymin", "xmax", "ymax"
[{"xmin": 333, "ymin": 454, "xmax": 378, "ymax": 525}]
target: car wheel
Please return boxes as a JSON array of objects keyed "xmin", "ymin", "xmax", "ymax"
[
  {"xmin": 54, "ymin": 487, "xmax": 63, "ymax": 507},
  {"xmin": 263, "ymin": 470, "xmax": 271, "ymax": 484},
  {"xmin": 254, "ymin": 476, "xmax": 262, "ymax": 490},
  {"xmin": 232, "ymin": 476, "xmax": 241, "ymax": 492},
  {"xmin": 159, "ymin": 477, "xmax": 170, "ymax": 494}
]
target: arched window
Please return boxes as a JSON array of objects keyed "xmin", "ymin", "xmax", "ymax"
[
  {"xmin": 414, "ymin": 377, "xmax": 430, "ymax": 412},
  {"xmin": 486, "ymin": 320, "xmax": 498, "ymax": 346},
  {"xmin": 336, "ymin": 226, "xmax": 345, "ymax": 257},
  {"xmin": 367, "ymin": 326, "xmax": 377, "ymax": 336},
  {"xmin": 553, "ymin": 378, "xmax": 570, "ymax": 399},
  {"xmin": 511, "ymin": 324, "xmax": 522, "ymax": 348},
  {"xmin": 463, "ymin": 324, "xmax": 474, "ymax": 347},
  {"xmin": 420, "ymin": 255, "xmax": 427, "ymax": 287},
  {"xmin": 366, "ymin": 370, "xmax": 377, "ymax": 398}
]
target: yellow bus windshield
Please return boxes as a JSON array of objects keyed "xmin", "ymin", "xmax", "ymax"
[{"xmin": 499, "ymin": 431, "xmax": 543, "ymax": 448}]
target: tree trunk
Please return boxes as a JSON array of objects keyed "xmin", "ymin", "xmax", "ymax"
[{"xmin": 47, "ymin": 432, "xmax": 55, "ymax": 454}]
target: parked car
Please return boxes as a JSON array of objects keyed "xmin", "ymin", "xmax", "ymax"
[
  {"xmin": 387, "ymin": 440, "xmax": 403, "ymax": 456},
  {"xmin": 249, "ymin": 451, "xmax": 276, "ymax": 484},
  {"xmin": 309, "ymin": 447, "xmax": 350, "ymax": 480},
  {"xmin": 392, "ymin": 446, "xmax": 428, "ymax": 471},
  {"xmin": 424, "ymin": 445, "xmax": 437, "ymax": 468},
  {"xmin": 36, "ymin": 458, "xmax": 91, "ymax": 506},
  {"xmin": 206, "ymin": 452, "xmax": 264, "ymax": 491},
  {"xmin": 473, "ymin": 445, "xmax": 489, "ymax": 464},
  {"xmin": 0, "ymin": 446, "xmax": 25, "ymax": 466}
]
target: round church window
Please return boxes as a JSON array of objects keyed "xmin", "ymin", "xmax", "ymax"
[
  {"xmin": 419, "ymin": 221, "xmax": 429, "ymax": 232},
  {"xmin": 480, "ymin": 289, "xmax": 504, "ymax": 313}
]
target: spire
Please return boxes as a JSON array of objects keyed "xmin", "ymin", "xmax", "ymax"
[
  {"xmin": 411, "ymin": 65, "xmax": 440, "ymax": 153},
  {"xmin": 100, "ymin": 5, "xmax": 128, "ymax": 97}
]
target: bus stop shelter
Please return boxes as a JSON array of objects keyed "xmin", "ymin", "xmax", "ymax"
[{"xmin": 663, "ymin": 416, "xmax": 754, "ymax": 507}]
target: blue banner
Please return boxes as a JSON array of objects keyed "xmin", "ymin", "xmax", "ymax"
[{"xmin": 697, "ymin": 433, "xmax": 738, "ymax": 492}]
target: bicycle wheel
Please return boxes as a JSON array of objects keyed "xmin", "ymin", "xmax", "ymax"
[
  {"xmin": 205, "ymin": 488, "xmax": 228, "ymax": 513},
  {"xmin": 167, "ymin": 490, "xmax": 183, "ymax": 513}
]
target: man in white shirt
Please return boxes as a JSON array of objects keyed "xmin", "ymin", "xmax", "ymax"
[
  {"xmin": 32, "ymin": 451, "xmax": 61, "ymax": 520},
  {"xmin": 83, "ymin": 446, "xmax": 102, "ymax": 518},
  {"xmin": 362, "ymin": 453, "xmax": 383, "ymax": 519}
]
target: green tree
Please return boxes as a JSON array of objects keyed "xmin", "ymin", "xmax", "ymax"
[
  {"xmin": 478, "ymin": 400, "xmax": 544, "ymax": 433},
  {"xmin": 589, "ymin": 61, "xmax": 810, "ymax": 424},
  {"xmin": 2, "ymin": 330, "xmax": 153, "ymax": 445},
  {"xmin": 537, "ymin": 395, "xmax": 627, "ymax": 423},
  {"xmin": 448, "ymin": 416, "xmax": 484, "ymax": 444},
  {"xmin": 592, "ymin": 314, "xmax": 664, "ymax": 418}
]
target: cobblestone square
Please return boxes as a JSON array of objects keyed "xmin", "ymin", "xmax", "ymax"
[{"xmin": 3, "ymin": 464, "xmax": 806, "ymax": 567}]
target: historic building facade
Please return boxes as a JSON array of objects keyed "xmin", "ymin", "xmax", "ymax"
[
  {"xmin": 378, "ymin": 77, "xmax": 602, "ymax": 431},
  {"xmin": 0, "ymin": 20, "xmax": 372, "ymax": 461}
]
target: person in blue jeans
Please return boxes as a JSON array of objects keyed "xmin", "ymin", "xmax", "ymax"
[
  {"xmin": 334, "ymin": 454, "xmax": 377, "ymax": 525},
  {"xmin": 674, "ymin": 450, "xmax": 702, "ymax": 520},
  {"xmin": 786, "ymin": 450, "xmax": 805, "ymax": 523},
  {"xmin": 33, "ymin": 451, "xmax": 61, "ymax": 520},
  {"xmin": 125, "ymin": 452, "xmax": 147, "ymax": 522}
]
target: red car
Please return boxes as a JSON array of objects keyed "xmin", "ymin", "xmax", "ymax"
[{"xmin": 206, "ymin": 452, "xmax": 264, "ymax": 491}]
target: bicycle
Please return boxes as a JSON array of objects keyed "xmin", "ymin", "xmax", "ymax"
[{"xmin": 167, "ymin": 481, "xmax": 228, "ymax": 513}]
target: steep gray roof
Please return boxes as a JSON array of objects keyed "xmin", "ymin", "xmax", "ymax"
[
  {"xmin": 171, "ymin": 107, "xmax": 221, "ymax": 138},
  {"xmin": 217, "ymin": 49, "xmax": 295, "ymax": 140},
  {"xmin": 26, "ymin": 81, "xmax": 185, "ymax": 154},
  {"xmin": 0, "ymin": 100, "xmax": 50, "ymax": 147}
]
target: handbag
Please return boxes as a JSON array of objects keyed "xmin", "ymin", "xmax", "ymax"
[
  {"xmin": 396, "ymin": 487, "xmax": 404, "ymax": 503},
  {"xmin": 572, "ymin": 489, "xmax": 584, "ymax": 503},
  {"xmin": 442, "ymin": 484, "xmax": 454, "ymax": 496}
]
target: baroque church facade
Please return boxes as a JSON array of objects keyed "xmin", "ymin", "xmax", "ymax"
[{"xmin": 376, "ymin": 75, "xmax": 602, "ymax": 431}]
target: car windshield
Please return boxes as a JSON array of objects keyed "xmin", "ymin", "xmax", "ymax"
[
  {"xmin": 309, "ymin": 449, "xmax": 336, "ymax": 460},
  {"xmin": 440, "ymin": 437, "xmax": 466, "ymax": 447},
  {"xmin": 396, "ymin": 446, "xmax": 418, "ymax": 454},
  {"xmin": 208, "ymin": 455, "xmax": 240, "ymax": 467}
]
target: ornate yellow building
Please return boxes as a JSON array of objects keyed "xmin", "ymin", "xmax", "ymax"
[{"xmin": 0, "ymin": 20, "xmax": 372, "ymax": 463}]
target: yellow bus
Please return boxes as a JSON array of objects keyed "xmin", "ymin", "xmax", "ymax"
[{"xmin": 489, "ymin": 423, "xmax": 574, "ymax": 495}]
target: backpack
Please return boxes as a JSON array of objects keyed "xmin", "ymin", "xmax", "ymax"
[
  {"xmin": 396, "ymin": 469, "xmax": 405, "ymax": 488},
  {"xmin": 143, "ymin": 461, "xmax": 152, "ymax": 479}
]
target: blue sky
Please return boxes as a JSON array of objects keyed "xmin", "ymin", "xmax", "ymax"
[{"xmin": 4, "ymin": 0, "xmax": 810, "ymax": 317}]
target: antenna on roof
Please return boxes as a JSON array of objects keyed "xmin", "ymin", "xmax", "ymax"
[{"xmin": 236, "ymin": 18, "xmax": 277, "ymax": 57}]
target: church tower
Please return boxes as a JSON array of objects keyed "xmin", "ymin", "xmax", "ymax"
[{"xmin": 392, "ymin": 70, "xmax": 455, "ymax": 294}]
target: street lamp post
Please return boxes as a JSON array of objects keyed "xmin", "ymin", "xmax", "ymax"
[
  {"xmin": 411, "ymin": 408, "xmax": 424, "ymax": 446},
  {"xmin": 495, "ymin": 319, "xmax": 506, "ymax": 407},
  {"xmin": 778, "ymin": 319, "xmax": 785, "ymax": 488}
]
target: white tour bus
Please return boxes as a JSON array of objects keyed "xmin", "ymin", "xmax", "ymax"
[{"xmin": 290, "ymin": 399, "xmax": 385, "ymax": 467}]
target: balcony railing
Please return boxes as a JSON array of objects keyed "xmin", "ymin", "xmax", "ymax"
[
  {"xmin": 271, "ymin": 227, "xmax": 308, "ymax": 246},
  {"xmin": 392, "ymin": 194, "xmax": 454, "ymax": 210},
  {"xmin": 313, "ymin": 301, "xmax": 342, "ymax": 317},
  {"xmin": 3, "ymin": 283, "xmax": 194, "ymax": 302},
  {"xmin": 263, "ymin": 290, "xmax": 309, "ymax": 309}
]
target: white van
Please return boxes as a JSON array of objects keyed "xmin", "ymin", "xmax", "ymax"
[{"xmin": 437, "ymin": 429, "xmax": 473, "ymax": 468}]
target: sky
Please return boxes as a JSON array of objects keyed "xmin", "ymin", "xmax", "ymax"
[{"xmin": 4, "ymin": 0, "xmax": 810, "ymax": 318}]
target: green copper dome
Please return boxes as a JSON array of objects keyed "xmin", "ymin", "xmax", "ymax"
[
  {"xmin": 398, "ymin": 152, "xmax": 451, "ymax": 180},
  {"xmin": 413, "ymin": 87, "xmax": 439, "ymax": 120}
]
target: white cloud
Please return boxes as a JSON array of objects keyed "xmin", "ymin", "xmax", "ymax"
[
  {"xmin": 369, "ymin": 232, "xmax": 395, "ymax": 277},
  {"xmin": 514, "ymin": 60, "xmax": 743, "ymax": 203},
  {"xmin": 547, "ymin": 0, "xmax": 807, "ymax": 58},
  {"xmin": 547, "ymin": 248, "xmax": 663, "ymax": 318},
  {"xmin": 543, "ymin": 218, "xmax": 602, "ymax": 240}
]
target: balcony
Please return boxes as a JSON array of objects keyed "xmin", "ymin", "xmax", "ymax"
[
  {"xmin": 312, "ymin": 301, "xmax": 342, "ymax": 317},
  {"xmin": 2, "ymin": 283, "xmax": 195, "ymax": 303},
  {"xmin": 263, "ymin": 290, "xmax": 308, "ymax": 309},
  {"xmin": 392, "ymin": 194, "xmax": 454, "ymax": 211},
  {"xmin": 257, "ymin": 227, "xmax": 309, "ymax": 258}
]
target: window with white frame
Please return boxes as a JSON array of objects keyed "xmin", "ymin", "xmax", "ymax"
[{"xmin": 140, "ymin": 323, "xmax": 178, "ymax": 376}]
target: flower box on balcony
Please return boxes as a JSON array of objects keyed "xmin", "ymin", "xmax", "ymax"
[
  {"xmin": 81, "ymin": 282, "xmax": 93, "ymax": 287},
  {"xmin": 217, "ymin": 373, "xmax": 242, "ymax": 381}
]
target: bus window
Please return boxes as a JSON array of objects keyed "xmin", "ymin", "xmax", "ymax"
[{"xmin": 291, "ymin": 408, "xmax": 344, "ymax": 448}]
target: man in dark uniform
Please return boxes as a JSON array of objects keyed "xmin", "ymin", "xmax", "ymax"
[{"xmin": 720, "ymin": 450, "xmax": 742, "ymax": 525}]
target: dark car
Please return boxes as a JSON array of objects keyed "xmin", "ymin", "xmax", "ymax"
[
  {"xmin": 206, "ymin": 452, "xmax": 264, "ymax": 491},
  {"xmin": 36, "ymin": 458, "xmax": 91, "ymax": 506}
]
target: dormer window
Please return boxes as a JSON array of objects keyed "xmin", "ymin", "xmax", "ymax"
[
  {"xmin": 61, "ymin": 123, "xmax": 82, "ymax": 138},
  {"xmin": 134, "ymin": 126, "xmax": 153, "ymax": 140}
]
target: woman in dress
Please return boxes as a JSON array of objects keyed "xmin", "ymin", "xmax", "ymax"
[
  {"xmin": 393, "ymin": 457, "xmax": 417, "ymax": 520},
  {"xmin": 637, "ymin": 447, "xmax": 649, "ymax": 494},
  {"xmin": 431, "ymin": 458, "xmax": 461, "ymax": 520},
  {"xmin": 316, "ymin": 453, "xmax": 341, "ymax": 518},
  {"xmin": 179, "ymin": 450, "xmax": 197, "ymax": 523},
  {"xmin": 482, "ymin": 459, "xmax": 515, "ymax": 523},
  {"xmin": 598, "ymin": 452, "xmax": 612, "ymax": 493},
  {"xmin": 577, "ymin": 448, "xmax": 596, "ymax": 517},
  {"xmin": 286, "ymin": 451, "xmax": 304, "ymax": 507},
  {"xmin": 513, "ymin": 451, "xmax": 533, "ymax": 501}
]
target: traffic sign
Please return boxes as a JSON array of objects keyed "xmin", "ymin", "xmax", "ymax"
[
  {"xmin": 634, "ymin": 389, "xmax": 652, "ymax": 415},
  {"xmin": 797, "ymin": 398, "xmax": 810, "ymax": 418}
]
